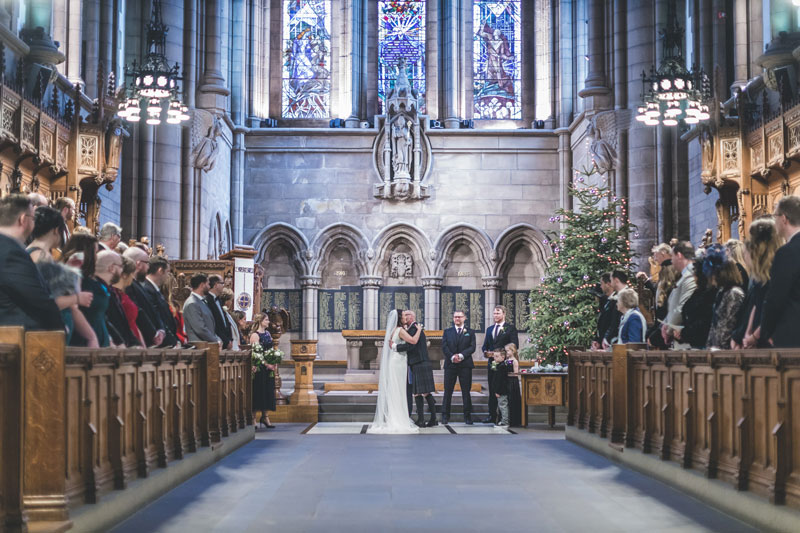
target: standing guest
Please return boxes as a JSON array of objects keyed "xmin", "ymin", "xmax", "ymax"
[
  {"xmin": 591, "ymin": 273, "xmax": 616, "ymax": 350},
  {"xmin": 602, "ymin": 270, "xmax": 628, "ymax": 346},
  {"xmin": 647, "ymin": 261, "xmax": 679, "ymax": 349},
  {"xmin": 112, "ymin": 256, "xmax": 147, "ymax": 347},
  {"xmin": 159, "ymin": 282, "xmax": 188, "ymax": 345},
  {"xmin": 490, "ymin": 350, "xmax": 511, "ymax": 427},
  {"xmin": 662, "ymin": 241, "xmax": 697, "ymax": 345},
  {"xmin": 53, "ymin": 196, "xmax": 76, "ymax": 247},
  {"xmin": 704, "ymin": 245, "xmax": 745, "ymax": 349},
  {"xmin": 637, "ymin": 243, "xmax": 673, "ymax": 290},
  {"xmin": 481, "ymin": 305, "xmax": 519, "ymax": 424},
  {"xmin": 219, "ymin": 288, "xmax": 240, "ymax": 350},
  {"xmin": 615, "ymin": 287, "xmax": 647, "ymax": 344},
  {"xmin": 732, "ymin": 218, "xmax": 782, "ymax": 349},
  {"xmin": 761, "ymin": 196, "xmax": 800, "ymax": 347},
  {"xmin": 115, "ymin": 241, "xmax": 129, "ymax": 254},
  {"xmin": 28, "ymin": 207, "xmax": 96, "ymax": 345},
  {"xmin": 440, "ymin": 309, "xmax": 476, "ymax": 425},
  {"xmin": 504, "ymin": 343, "xmax": 522, "ymax": 427},
  {"xmin": 183, "ymin": 273, "xmax": 220, "ymax": 344},
  {"xmin": 231, "ymin": 310, "xmax": 249, "ymax": 345},
  {"xmin": 674, "ymin": 258, "xmax": 716, "ymax": 350},
  {"xmin": 28, "ymin": 192, "xmax": 49, "ymax": 207},
  {"xmin": 725, "ymin": 239, "xmax": 750, "ymax": 290},
  {"xmin": 140, "ymin": 256, "xmax": 179, "ymax": 346},
  {"xmin": 78, "ymin": 250, "xmax": 117, "ymax": 347},
  {"xmin": 0, "ymin": 195, "xmax": 64, "ymax": 331},
  {"xmin": 205, "ymin": 274, "xmax": 233, "ymax": 349},
  {"xmin": 249, "ymin": 313, "xmax": 276, "ymax": 428},
  {"xmin": 98, "ymin": 222, "xmax": 122, "ymax": 251},
  {"xmin": 122, "ymin": 247, "xmax": 165, "ymax": 347},
  {"xmin": 94, "ymin": 251, "xmax": 140, "ymax": 347}
]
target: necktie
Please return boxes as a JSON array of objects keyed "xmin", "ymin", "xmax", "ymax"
[
  {"xmin": 457, "ymin": 328, "xmax": 461, "ymax": 335},
  {"xmin": 494, "ymin": 324, "xmax": 499, "ymax": 338}
]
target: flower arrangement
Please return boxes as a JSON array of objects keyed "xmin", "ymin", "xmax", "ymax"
[{"xmin": 251, "ymin": 343, "xmax": 283, "ymax": 377}]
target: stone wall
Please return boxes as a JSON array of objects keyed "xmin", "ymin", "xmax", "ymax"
[{"xmin": 244, "ymin": 127, "xmax": 560, "ymax": 358}]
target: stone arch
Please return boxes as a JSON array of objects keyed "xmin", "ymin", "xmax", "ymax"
[
  {"xmin": 206, "ymin": 212, "xmax": 227, "ymax": 259},
  {"xmin": 493, "ymin": 223, "xmax": 550, "ymax": 282},
  {"xmin": 369, "ymin": 222, "xmax": 433, "ymax": 280},
  {"xmin": 432, "ymin": 224, "xmax": 494, "ymax": 279},
  {"xmin": 250, "ymin": 222, "xmax": 311, "ymax": 277},
  {"xmin": 310, "ymin": 223, "xmax": 371, "ymax": 280}
]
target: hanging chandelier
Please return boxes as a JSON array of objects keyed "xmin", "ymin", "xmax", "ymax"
[
  {"xmin": 117, "ymin": 0, "xmax": 190, "ymax": 125},
  {"xmin": 635, "ymin": 4, "xmax": 711, "ymax": 127}
]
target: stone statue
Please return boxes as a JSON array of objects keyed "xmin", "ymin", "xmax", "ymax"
[
  {"xmin": 192, "ymin": 116, "xmax": 222, "ymax": 172},
  {"xmin": 391, "ymin": 117, "xmax": 412, "ymax": 178},
  {"xmin": 588, "ymin": 120, "xmax": 617, "ymax": 175}
]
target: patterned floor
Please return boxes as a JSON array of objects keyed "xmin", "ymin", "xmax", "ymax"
[{"xmin": 303, "ymin": 422, "xmax": 513, "ymax": 435}]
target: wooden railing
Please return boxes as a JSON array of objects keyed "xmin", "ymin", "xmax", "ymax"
[
  {"xmin": 0, "ymin": 327, "xmax": 253, "ymax": 532},
  {"xmin": 568, "ymin": 345, "xmax": 800, "ymax": 509}
]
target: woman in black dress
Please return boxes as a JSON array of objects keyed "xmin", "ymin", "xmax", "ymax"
[{"xmin": 249, "ymin": 312, "xmax": 276, "ymax": 429}]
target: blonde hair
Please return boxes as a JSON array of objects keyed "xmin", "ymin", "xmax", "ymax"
[
  {"xmin": 655, "ymin": 263, "xmax": 679, "ymax": 308},
  {"xmin": 617, "ymin": 287, "xmax": 639, "ymax": 309},
  {"xmin": 725, "ymin": 239, "xmax": 749, "ymax": 275},
  {"xmin": 746, "ymin": 218, "xmax": 783, "ymax": 284},
  {"xmin": 504, "ymin": 343, "xmax": 518, "ymax": 361}
]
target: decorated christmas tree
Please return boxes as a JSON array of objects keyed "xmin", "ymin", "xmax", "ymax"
[{"xmin": 523, "ymin": 166, "xmax": 636, "ymax": 363}]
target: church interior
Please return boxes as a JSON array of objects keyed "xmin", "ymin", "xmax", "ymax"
[{"xmin": 2, "ymin": 0, "xmax": 800, "ymax": 531}]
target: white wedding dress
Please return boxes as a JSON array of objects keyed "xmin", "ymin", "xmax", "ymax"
[{"xmin": 368, "ymin": 310, "xmax": 419, "ymax": 434}]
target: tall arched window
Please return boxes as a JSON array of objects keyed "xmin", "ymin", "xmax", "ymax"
[
  {"xmin": 282, "ymin": 0, "xmax": 332, "ymax": 118},
  {"xmin": 472, "ymin": 0, "xmax": 522, "ymax": 120},
  {"xmin": 378, "ymin": 1, "xmax": 427, "ymax": 113}
]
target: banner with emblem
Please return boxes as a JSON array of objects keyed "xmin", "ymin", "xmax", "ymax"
[{"xmin": 233, "ymin": 257, "xmax": 256, "ymax": 320}]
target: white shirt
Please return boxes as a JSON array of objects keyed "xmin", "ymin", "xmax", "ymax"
[
  {"xmin": 452, "ymin": 326, "xmax": 465, "ymax": 362},
  {"xmin": 493, "ymin": 322, "xmax": 506, "ymax": 338},
  {"xmin": 146, "ymin": 276, "xmax": 162, "ymax": 295}
]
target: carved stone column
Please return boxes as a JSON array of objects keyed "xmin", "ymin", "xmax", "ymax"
[
  {"xmin": 300, "ymin": 276, "xmax": 321, "ymax": 340},
  {"xmin": 482, "ymin": 276, "xmax": 502, "ymax": 331},
  {"xmin": 197, "ymin": 0, "xmax": 231, "ymax": 113},
  {"xmin": 422, "ymin": 276, "xmax": 443, "ymax": 330},
  {"xmin": 441, "ymin": 0, "xmax": 460, "ymax": 128},
  {"xmin": 360, "ymin": 276, "xmax": 382, "ymax": 330},
  {"xmin": 579, "ymin": 0, "xmax": 610, "ymax": 101},
  {"xmin": 345, "ymin": 0, "xmax": 367, "ymax": 128}
]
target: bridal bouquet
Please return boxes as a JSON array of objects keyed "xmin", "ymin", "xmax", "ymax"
[{"xmin": 251, "ymin": 343, "xmax": 283, "ymax": 377}]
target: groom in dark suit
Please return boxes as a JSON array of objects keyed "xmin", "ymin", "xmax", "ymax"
[
  {"xmin": 481, "ymin": 305, "xmax": 519, "ymax": 424},
  {"xmin": 441, "ymin": 309, "xmax": 476, "ymax": 424}
]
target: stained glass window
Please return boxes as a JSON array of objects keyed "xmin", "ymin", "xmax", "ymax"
[
  {"xmin": 378, "ymin": 1, "xmax": 426, "ymax": 113},
  {"xmin": 282, "ymin": 0, "xmax": 331, "ymax": 119},
  {"xmin": 473, "ymin": 0, "xmax": 522, "ymax": 119}
]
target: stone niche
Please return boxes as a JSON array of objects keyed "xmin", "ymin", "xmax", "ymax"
[{"xmin": 321, "ymin": 243, "xmax": 360, "ymax": 289}]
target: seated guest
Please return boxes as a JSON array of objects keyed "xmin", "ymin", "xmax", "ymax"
[
  {"xmin": 732, "ymin": 218, "xmax": 782, "ymax": 349},
  {"xmin": 183, "ymin": 273, "xmax": 220, "ymax": 344},
  {"xmin": 662, "ymin": 241, "xmax": 697, "ymax": 346},
  {"xmin": 0, "ymin": 194, "xmax": 64, "ymax": 331},
  {"xmin": 704, "ymin": 245, "xmax": 745, "ymax": 349},
  {"xmin": 98, "ymin": 222, "xmax": 122, "ymax": 251},
  {"xmin": 28, "ymin": 207, "xmax": 96, "ymax": 346},
  {"xmin": 615, "ymin": 287, "xmax": 647, "ymax": 344},
  {"xmin": 725, "ymin": 239, "xmax": 750, "ymax": 290},
  {"xmin": 504, "ymin": 343, "xmax": 522, "ymax": 427},
  {"xmin": 205, "ymin": 274, "xmax": 233, "ymax": 349},
  {"xmin": 674, "ymin": 258, "xmax": 716, "ymax": 350},
  {"xmin": 112, "ymin": 256, "xmax": 147, "ymax": 347},
  {"xmin": 761, "ymin": 195, "xmax": 800, "ymax": 347},
  {"xmin": 220, "ymin": 288, "xmax": 240, "ymax": 350}
]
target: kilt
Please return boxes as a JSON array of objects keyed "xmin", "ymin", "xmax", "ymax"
[{"xmin": 410, "ymin": 361, "xmax": 435, "ymax": 394}]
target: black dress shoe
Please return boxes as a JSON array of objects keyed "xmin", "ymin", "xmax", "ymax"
[
  {"xmin": 442, "ymin": 416, "xmax": 449, "ymax": 425},
  {"xmin": 425, "ymin": 417, "xmax": 438, "ymax": 427},
  {"xmin": 464, "ymin": 416, "xmax": 474, "ymax": 425}
]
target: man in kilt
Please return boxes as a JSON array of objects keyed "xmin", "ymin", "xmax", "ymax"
[{"xmin": 396, "ymin": 310, "xmax": 438, "ymax": 427}]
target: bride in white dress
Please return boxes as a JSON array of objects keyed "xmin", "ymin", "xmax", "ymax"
[{"xmin": 368, "ymin": 309, "xmax": 422, "ymax": 434}]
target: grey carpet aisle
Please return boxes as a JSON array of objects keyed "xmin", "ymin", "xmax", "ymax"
[{"xmin": 112, "ymin": 424, "xmax": 755, "ymax": 533}]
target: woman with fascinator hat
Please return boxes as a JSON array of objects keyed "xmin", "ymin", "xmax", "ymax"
[{"xmin": 704, "ymin": 244, "xmax": 746, "ymax": 349}]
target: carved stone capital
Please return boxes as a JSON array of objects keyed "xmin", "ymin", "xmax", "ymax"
[
  {"xmin": 359, "ymin": 276, "xmax": 383, "ymax": 289},
  {"xmin": 421, "ymin": 276, "xmax": 443, "ymax": 290},
  {"xmin": 346, "ymin": 340, "xmax": 363, "ymax": 348},
  {"xmin": 482, "ymin": 276, "xmax": 502, "ymax": 290},
  {"xmin": 300, "ymin": 276, "xmax": 321, "ymax": 289}
]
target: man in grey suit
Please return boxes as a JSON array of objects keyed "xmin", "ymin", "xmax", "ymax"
[
  {"xmin": 661, "ymin": 241, "xmax": 697, "ymax": 346},
  {"xmin": 183, "ymin": 273, "xmax": 221, "ymax": 344}
]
